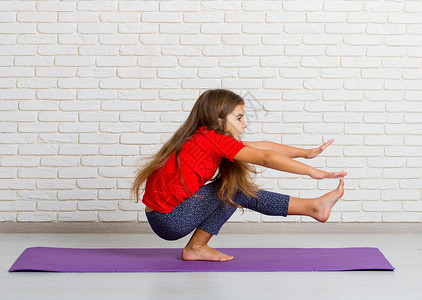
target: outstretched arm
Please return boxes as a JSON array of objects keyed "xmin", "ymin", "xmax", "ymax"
[
  {"xmin": 242, "ymin": 141, "xmax": 306, "ymax": 158},
  {"xmin": 243, "ymin": 140, "xmax": 334, "ymax": 159},
  {"xmin": 234, "ymin": 146, "xmax": 347, "ymax": 180}
]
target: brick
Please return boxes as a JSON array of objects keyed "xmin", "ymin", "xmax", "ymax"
[
  {"xmin": 0, "ymin": 1, "xmax": 35, "ymax": 11},
  {"xmin": 362, "ymin": 69, "xmax": 401, "ymax": 79},
  {"xmin": 142, "ymin": 12, "xmax": 182, "ymax": 23},
  {"xmin": 0, "ymin": 45, "xmax": 37, "ymax": 56},
  {"xmin": 326, "ymin": 46, "xmax": 366, "ymax": 57},
  {"xmin": 78, "ymin": 200, "xmax": 118, "ymax": 211},
  {"xmin": 367, "ymin": 24, "xmax": 405, "ymax": 35},
  {"xmin": 182, "ymin": 79, "xmax": 219, "ymax": 89},
  {"xmin": 382, "ymin": 212, "xmax": 421, "ymax": 223},
  {"xmin": 381, "ymin": 190, "xmax": 420, "ymax": 201},
  {"xmin": 282, "ymin": 135, "xmax": 322, "ymax": 145},
  {"xmin": 346, "ymin": 102, "xmax": 385, "ymax": 112},
  {"xmin": 100, "ymin": 12, "xmax": 140, "ymax": 23},
  {"xmin": 262, "ymin": 34, "xmax": 301, "ymax": 45},
  {"xmin": 368, "ymin": 157, "xmax": 406, "ymax": 168},
  {"xmin": 227, "ymin": 12, "xmax": 264, "ymax": 23},
  {"xmin": 81, "ymin": 156, "xmax": 120, "ymax": 167},
  {"xmin": 285, "ymin": 46, "xmax": 325, "ymax": 56},
  {"xmin": 38, "ymin": 201, "xmax": 77, "ymax": 211},
  {"xmin": 99, "ymin": 34, "xmax": 138, "ymax": 45},
  {"xmin": 301, "ymin": 57, "xmax": 340, "ymax": 68},
  {"xmin": 39, "ymin": 23, "xmax": 76, "ymax": 34},
  {"xmin": 58, "ymin": 211, "xmax": 97, "ymax": 222},
  {"xmin": 160, "ymin": 23, "xmax": 198, "ymax": 35},
  {"xmin": 341, "ymin": 57, "xmax": 380, "ymax": 68},
  {"xmin": 98, "ymin": 211, "xmax": 137, "ymax": 222},
  {"xmin": 400, "ymin": 179, "xmax": 422, "ymax": 189},
  {"xmin": 343, "ymin": 147, "xmax": 383, "ymax": 157},
  {"xmin": 344, "ymin": 35, "xmax": 383, "ymax": 46},
  {"xmin": 18, "ymin": 190, "xmax": 56, "ymax": 201},
  {"xmin": 1, "ymin": 156, "xmax": 39, "ymax": 167},
  {"xmin": 77, "ymin": 1, "xmax": 117, "ymax": 12},
  {"xmin": 262, "ymin": 79, "xmax": 302, "ymax": 89},
  {"xmin": 385, "ymin": 124, "xmax": 422, "ymax": 135},
  {"xmin": 363, "ymin": 201, "xmax": 402, "ymax": 212},
  {"xmin": 341, "ymin": 190, "xmax": 379, "ymax": 201},
  {"xmin": 204, "ymin": 46, "xmax": 242, "ymax": 56},
  {"xmin": 201, "ymin": 23, "xmax": 240, "ymax": 34},
  {"xmin": 405, "ymin": 136, "xmax": 422, "ymax": 146},
  {"xmin": 283, "ymin": 112, "xmax": 322, "ymax": 123},
  {"xmin": 59, "ymin": 12, "xmax": 99, "ymax": 23},
  {"xmin": 327, "ymin": 157, "xmax": 366, "ymax": 168},
  {"xmin": 0, "ymin": 213, "xmax": 16, "ymax": 222},
  {"xmin": 284, "ymin": 23, "xmax": 324, "ymax": 34},
  {"xmin": 345, "ymin": 124, "xmax": 383, "ymax": 134},
  {"xmin": 77, "ymin": 23, "xmax": 115, "ymax": 34},
  {"xmin": 303, "ymin": 123, "xmax": 343, "ymax": 134},
  {"xmin": 386, "ymin": 146, "xmax": 422, "ymax": 157},
  {"xmin": 58, "ymin": 190, "xmax": 97, "ymax": 200},
  {"xmin": 304, "ymin": 79, "xmax": 343, "ymax": 90},
  {"xmin": 384, "ymin": 168, "xmax": 421, "ymax": 179},
  {"xmin": 99, "ymin": 79, "xmax": 139, "ymax": 89},
  {"xmin": 364, "ymin": 2, "xmax": 403, "ymax": 12},
  {"xmin": 99, "ymin": 145, "xmax": 138, "ymax": 155},
  {"xmin": 403, "ymin": 202, "xmax": 422, "ymax": 212},
  {"xmin": 341, "ymin": 212, "xmax": 382, "ymax": 222},
  {"xmin": 347, "ymin": 12, "xmax": 387, "ymax": 23},
  {"xmin": 119, "ymin": 1, "xmax": 157, "ymax": 12},
  {"xmin": 261, "ymin": 56, "xmax": 298, "ymax": 67},
  {"xmin": 0, "ymin": 201, "xmax": 36, "ymax": 211},
  {"xmin": 242, "ymin": 1, "xmax": 281, "ymax": 11},
  {"xmin": 160, "ymin": 1, "xmax": 199, "ymax": 12},
  {"xmin": 364, "ymin": 113, "xmax": 402, "ymax": 123},
  {"xmin": 323, "ymin": 112, "xmax": 362, "ymax": 123},
  {"xmin": 0, "ymin": 23, "xmax": 35, "ymax": 34},
  {"xmin": 283, "ymin": 1, "xmax": 322, "ymax": 12},
  {"xmin": 320, "ymin": 68, "xmax": 360, "ymax": 79},
  {"xmin": 18, "ymin": 212, "xmax": 57, "ymax": 222}
]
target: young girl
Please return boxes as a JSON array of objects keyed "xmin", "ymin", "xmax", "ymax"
[{"xmin": 131, "ymin": 89, "xmax": 347, "ymax": 262}]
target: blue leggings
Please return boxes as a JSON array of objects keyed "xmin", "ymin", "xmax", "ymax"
[{"xmin": 145, "ymin": 180, "xmax": 290, "ymax": 241}]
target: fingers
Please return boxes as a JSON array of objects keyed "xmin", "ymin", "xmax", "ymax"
[
  {"xmin": 321, "ymin": 139, "xmax": 334, "ymax": 151},
  {"xmin": 329, "ymin": 172, "xmax": 348, "ymax": 178}
]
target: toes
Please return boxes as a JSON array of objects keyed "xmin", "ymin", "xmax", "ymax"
[{"xmin": 217, "ymin": 254, "xmax": 233, "ymax": 262}]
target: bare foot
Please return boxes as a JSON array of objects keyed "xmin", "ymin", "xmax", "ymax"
[
  {"xmin": 182, "ymin": 245, "xmax": 234, "ymax": 262},
  {"xmin": 311, "ymin": 179, "xmax": 344, "ymax": 223}
]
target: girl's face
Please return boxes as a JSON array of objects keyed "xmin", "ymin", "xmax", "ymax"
[{"xmin": 224, "ymin": 104, "xmax": 247, "ymax": 141}]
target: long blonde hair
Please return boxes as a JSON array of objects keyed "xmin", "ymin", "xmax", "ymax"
[{"xmin": 130, "ymin": 89, "xmax": 260, "ymax": 209}]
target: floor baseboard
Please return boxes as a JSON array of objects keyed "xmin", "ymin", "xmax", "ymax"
[{"xmin": 1, "ymin": 222, "xmax": 422, "ymax": 234}]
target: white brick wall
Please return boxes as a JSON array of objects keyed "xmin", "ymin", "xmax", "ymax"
[{"xmin": 0, "ymin": 1, "xmax": 421, "ymax": 224}]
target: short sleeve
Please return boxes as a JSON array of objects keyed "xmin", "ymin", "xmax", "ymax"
[{"xmin": 204, "ymin": 130, "xmax": 246, "ymax": 162}]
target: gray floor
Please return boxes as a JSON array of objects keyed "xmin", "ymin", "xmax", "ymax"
[{"xmin": 1, "ymin": 232, "xmax": 421, "ymax": 300}]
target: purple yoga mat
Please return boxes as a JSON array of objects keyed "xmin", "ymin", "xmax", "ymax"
[{"xmin": 9, "ymin": 247, "xmax": 394, "ymax": 273}]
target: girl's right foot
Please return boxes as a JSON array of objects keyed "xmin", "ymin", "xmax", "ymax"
[
  {"xmin": 182, "ymin": 245, "xmax": 234, "ymax": 262},
  {"xmin": 311, "ymin": 179, "xmax": 344, "ymax": 223}
]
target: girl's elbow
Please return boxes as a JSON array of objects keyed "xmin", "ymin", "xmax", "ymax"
[{"xmin": 261, "ymin": 151, "xmax": 272, "ymax": 167}]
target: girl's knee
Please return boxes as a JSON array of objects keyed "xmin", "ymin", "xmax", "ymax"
[{"xmin": 154, "ymin": 227, "xmax": 192, "ymax": 241}]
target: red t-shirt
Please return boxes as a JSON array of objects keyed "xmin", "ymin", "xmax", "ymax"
[{"xmin": 142, "ymin": 126, "xmax": 246, "ymax": 213}]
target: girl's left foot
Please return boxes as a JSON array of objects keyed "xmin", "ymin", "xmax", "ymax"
[{"xmin": 182, "ymin": 245, "xmax": 234, "ymax": 262}]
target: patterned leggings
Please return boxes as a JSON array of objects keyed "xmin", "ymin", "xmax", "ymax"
[{"xmin": 145, "ymin": 180, "xmax": 290, "ymax": 241}]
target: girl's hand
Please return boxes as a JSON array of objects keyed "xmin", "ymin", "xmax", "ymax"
[
  {"xmin": 305, "ymin": 139, "xmax": 334, "ymax": 159},
  {"xmin": 309, "ymin": 169, "xmax": 348, "ymax": 180}
]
